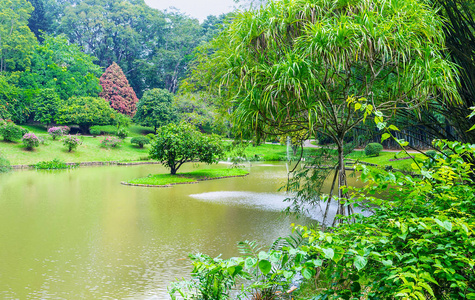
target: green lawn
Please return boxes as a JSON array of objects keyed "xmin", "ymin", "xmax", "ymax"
[
  {"xmin": 126, "ymin": 168, "xmax": 249, "ymax": 186},
  {"xmin": 347, "ymin": 150, "xmax": 426, "ymax": 171},
  {"xmin": 233, "ymin": 143, "xmax": 320, "ymax": 161}
]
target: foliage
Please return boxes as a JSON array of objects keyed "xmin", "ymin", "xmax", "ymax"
[
  {"xmin": 89, "ymin": 125, "xmax": 117, "ymax": 136},
  {"xmin": 21, "ymin": 133, "xmax": 40, "ymax": 150},
  {"xmin": 149, "ymin": 122, "xmax": 224, "ymax": 175},
  {"xmin": 134, "ymin": 88, "xmax": 179, "ymax": 132},
  {"xmin": 100, "ymin": 136, "xmax": 121, "ymax": 149},
  {"xmin": 90, "ymin": 127, "xmax": 101, "ymax": 137},
  {"xmin": 99, "ymin": 62, "xmax": 139, "ymax": 117},
  {"xmin": 0, "ymin": 0, "xmax": 37, "ymax": 72},
  {"xmin": 116, "ymin": 127, "xmax": 128, "ymax": 139},
  {"xmin": 47, "ymin": 126, "xmax": 69, "ymax": 140},
  {"xmin": 0, "ymin": 121, "xmax": 28, "ymax": 142},
  {"xmin": 61, "ymin": 135, "xmax": 82, "ymax": 152},
  {"xmin": 169, "ymin": 253, "xmax": 244, "ymax": 300},
  {"xmin": 425, "ymin": 149, "xmax": 438, "ymax": 159},
  {"xmin": 33, "ymin": 89, "xmax": 61, "ymax": 126},
  {"xmin": 27, "ymin": 0, "xmax": 49, "ymax": 41},
  {"xmin": 130, "ymin": 136, "xmax": 150, "ymax": 148},
  {"xmin": 19, "ymin": 34, "xmax": 102, "ymax": 100},
  {"xmin": 0, "ymin": 152, "xmax": 11, "ymax": 173},
  {"xmin": 34, "ymin": 158, "xmax": 76, "ymax": 170},
  {"xmin": 194, "ymin": 0, "xmax": 459, "ymax": 222},
  {"xmin": 146, "ymin": 133, "xmax": 156, "ymax": 142},
  {"xmin": 0, "ymin": 74, "xmax": 30, "ymax": 123},
  {"xmin": 55, "ymin": 96, "xmax": 117, "ymax": 133},
  {"xmin": 364, "ymin": 143, "xmax": 383, "ymax": 157}
]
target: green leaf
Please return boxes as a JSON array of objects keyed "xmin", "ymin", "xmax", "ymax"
[
  {"xmin": 322, "ymin": 248, "xmax": 334, "ymax": 260},
  {"xmin": 354, "ymin": 256, "xmax": 368, "ymax": 270},
  {"xmin": 381, "ymin": 133, "xmax": 391, "ymax": 143},
  {"xmin": 388, "ymin": 125, "xmax": 400, "ymax": 131},
  {"xmin": 302, "ymin": 268, "xmax": 313, "ymax": 279},
  {"xmin": 258, "ymin": 259, "xmax": 272, "ymax": 275},
  {"xmin": 354, "ymin": 102, "xmax": 362, "ymax": 111},
  {"xmin": 283, "ymin": 270, "xmax": 293, "ymax": 279}
]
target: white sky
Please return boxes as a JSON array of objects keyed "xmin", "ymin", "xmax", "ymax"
[{"xmin": 144, "ymin": 0, "xmax": 237, "ymax": 22}]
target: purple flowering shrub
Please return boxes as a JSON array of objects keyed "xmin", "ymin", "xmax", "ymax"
[
  {"xmin": 22, "ymin": 133, "xmax": 40, "ymax": 150},
  {"xmin": 62, "ymin": 135, "xmax": 82, "ymax": 152},
  {"xmin": 100, "ymin": 136, "xmax": 121, "ymax": 148},
  {"xmin": 48, "ymin": 126, "xmax": 70, "ymax": 140}
]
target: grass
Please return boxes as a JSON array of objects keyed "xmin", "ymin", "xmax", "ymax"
[
  {"xmin": 233, "ymin": 143, "xmax": 320, "ymax": 161},
  {"xmin": 127, "ymin": 168, "xmax": 249, "ymax": 186},
  {"xmin": 347, "ymin": 150, "xmax": 426, "ymax": 171}
]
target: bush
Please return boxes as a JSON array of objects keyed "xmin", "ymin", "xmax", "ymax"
[
  {"xmin": 130, "ymin": 136, "xmax": 150, "ymax": 148},
  {"xmin": 48, "ymin": 126, "xmax": 69, "ymax": 140},
  {"xmin": 100, "ymin": 136, "xmax": 121, "ymax": 148},
  {"xmin": 34, "ymin": 159, "xmax": 77, "ymax": 170},
  {"xmin": 90, "ymin": 127, "xmax": 101, "ymax": 137},
  {"xmin": 62, "ymin": 135, "xmax": 82, "ymax": 152},
  {"xmin": 0, "ymin": 121, "xmax": 28, "ymax": 142},
  {"xmin": 0, "ymin": 152, "xmax": 11, "ymax": 173},
  {"xmin": 364, "ymin": 142, "xmax": 383, "ymax": 156},
  {"xmin": 22, "ymin": 133, "xmax": 40, "ymax": 150},
  {"xmin": 146, "ymin": 133, "xmax": 156, "ymax": 141},
  {"xmin": 425, "ymin": 149, "xmax": 437, "ymax": 159},
  {"xmin": 116, "ymin": 127, "xmax": 128, "ymax": 139},
  {"xmin": 89, "ymin": 125, "xmax": 117, "ymax": 135}
]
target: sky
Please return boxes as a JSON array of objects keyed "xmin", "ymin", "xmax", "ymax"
[{"xmin": 144, "ymin": 0, "xmax": 237, "ymax": 22}]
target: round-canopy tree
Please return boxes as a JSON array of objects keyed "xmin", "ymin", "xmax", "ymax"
[
  {"xmin": 194, "ymin": 0, "xmax": 459, "ymax": 223},
  {"xmin": 55, "ymin": 96, "xmax": 117, "ymax": 133},
  {"xmin": 99, "ymin": 62, "xmax": 139, "ymax": 117},
  {"xmin": 134, "ymin": 88, "xmax": 179, "ymax": 132},
  {"xmin": 149, "ymin": 122, "xmax": 224, "ymax": 175}
]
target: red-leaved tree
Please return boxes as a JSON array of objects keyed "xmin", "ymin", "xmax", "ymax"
[{"xmin": 99, "ymin": 62, "xmax": 139, "ymax": 117}]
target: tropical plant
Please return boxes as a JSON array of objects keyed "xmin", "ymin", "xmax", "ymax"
[
  {"xmin": 33, "ymin": 89, "xmax": 60, "ymax": 126},
  {"xmin": 130, "ymin": 136, "xmax": 150, "ymax": 148},
  {"xmin": 99, "ymin": 62, "xmax": 139, "ymax": 117},
  {"xmin": 0, "ymin": 121, "xmax": 28, "ymax": 142},
  {"xmin": 34, "ymin": 158, "xmax": 76, "ymax": 170},
  {"xmin": 149, "ymin": 122, "xmax": 224, "ymax": 175},
  {"xmin": 22, "ymin": 133, "xmax": 40, "ymax": 150},
  {"xmin": 364, "ymin": 143, "xmax": 383, "ymax": 157},
  {"xmin": 61, "ymin": 135, "xmax": 82, "ymax": 152},
  {"xmin": 193, "ymin": 0, "xmax": 459, "ymax": 223}
]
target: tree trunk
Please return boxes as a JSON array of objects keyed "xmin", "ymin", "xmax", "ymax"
[{"xmin": 332, "ymin": 141, "xmax": 353, "ymax": 226}]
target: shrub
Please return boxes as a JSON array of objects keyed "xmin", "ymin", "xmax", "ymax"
[
  {"xmin": 34, "ymin": 159, "xmax": 77, "ymax": 170},
  {"xmin": 62, "ymin": 135, "xmax": 82, "ymax": 152},
  {"xmin": 0, "ymin": 152, "xmax": 11, "ymax": 173},
  {"xmin": 425, "ymin": 149, "xmax": 437, "ymax": 159},
  {"xmin": 116, "ymin": 127, "xmax": 128, "ymax": 139},
  {"xmin": 100, "ymin": 136, "xmax": 121, "ymax": 148},
  {"xmin": 364, "ymin": 142, "xmax": 383, "ymax": 156},
  {"xmin": 22, "ymin": 133, "xmax": 40, "ymax": 150},
  {"xmin": 48, "ymin": 126, "xmax": 69, "ymax": 140},
  {"xmin": 0, "ymin": 121, "xmax": 28, "ymax": 142},
  {"xmin": 89, "ymin": 125, "xmax": 117, "ymax": 135},
  {"xmin": 130, "ymin": 136, "xmax": 150, "ymax": 148},
  {"xmin": 90, "ymin": 127, "xmax": 101, "ymax": 137},
  {"xmin": 146, "ymin": 133, "xmax": 156, "ymax": 141}
]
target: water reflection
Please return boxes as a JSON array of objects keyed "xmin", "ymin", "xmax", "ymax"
[{"xmin": 0, "ymin": 162, "xmax": 312, "ymax": 299}]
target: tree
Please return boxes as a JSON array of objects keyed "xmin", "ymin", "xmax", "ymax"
[
  {"xmin": 149, "ymin": 122, "xmax": 224, "ymax": 175},
  {"xmin": 28, "ymin": 0, "xmax": 49, "ymax": 41},
  {"xmin": 0, "ymin": 0, "xmax": 37, "ymax": 72},
  {"xmin": 19, "ymin": 34, "xmax": 102, "ymax": 100},
  {"xmin": 33, "ymin": 89, "xmax": 60, "ymax": 126},
  {"xmin": 193, "ymin": 0, "xmax": 458, "ymax": 223},
  {"xmin": 134, "ymin": 88, "xmax": 178, "ymax": 132},
  {"xmin": 55, "ymin": 96, "xmax": 117, "ymax": 133},
  {"xmin": 99, "ymin": 62, "xmax": 139, "ymax": 117}
]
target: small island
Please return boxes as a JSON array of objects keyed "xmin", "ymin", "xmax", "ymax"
[{"xmin": 122, "ymin": 168, "xmax": 249, "ymax": 187}]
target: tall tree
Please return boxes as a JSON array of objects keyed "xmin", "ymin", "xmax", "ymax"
[
  {"xmin": 193, "ymin": 0, "xmax": 458, "ymax": 222},
  {"xmin": 0, "ymin": 0, "xmax": 37, "ymax": 72},
  {"xmin": 99, "ymin": 62, "xmax": 138, "ymax": 117},
  {"xmin": 19, "ymin": 34, "xmax": 102, "ymax": 100},
  {"xmin": 27, "ymin": 0, "xmax": 49, "ymax": 41}
]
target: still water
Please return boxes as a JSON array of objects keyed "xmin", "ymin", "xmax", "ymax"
[{"xmin": 0, "ymin": 162, "xmax": 327, "ymax": 299}]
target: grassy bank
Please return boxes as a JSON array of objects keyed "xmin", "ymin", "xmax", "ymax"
[
  {"xmin": 347, "ymin": 151, "xmax": 426, "ymax": 171},
  {"xmin": 126, "ymin": 168, "xmax": 249, "ymax": 186}
]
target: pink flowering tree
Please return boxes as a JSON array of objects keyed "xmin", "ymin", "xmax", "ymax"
[{"xmin": 99, "ymin": 62, "xmax": 139, "ymax": 117}]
